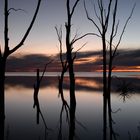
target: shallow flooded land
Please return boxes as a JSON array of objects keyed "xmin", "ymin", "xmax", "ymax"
[{"xmin": 3, "ymin": 72, "xmax": 140, "ymax": 140}]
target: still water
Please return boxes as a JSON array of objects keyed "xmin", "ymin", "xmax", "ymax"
[{"xmin": 3, "ymin": 72, "xmax": 140, "ymax": 140}]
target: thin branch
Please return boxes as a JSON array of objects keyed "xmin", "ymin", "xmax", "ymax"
[
  {"xmin": 9, "ymin": 0, "xmax": 42, "ymax": 55},
  {"xmin": 39, "ymin": 110, "xmax": 52, "ymax": 131},
  {"xmin": 99, "ymin": 0, "xmax": 104, "ymax": 28},
  {"xmin": 75, "ymin": 42, "xmax": 87, "ymax": 53},
  {"xmin": 40, "ymin": 59, "xmax": 54, "ymax": 82},
  {"xmin": 112, "ymin": 3, "xmax": 136, "ymax": 58},
  {"xmin": 109, "ymin": 0, "xmax": 118, "ymax": 57},
  {"xmin": 75, "ymin": 119, "xmax": 87, "ymax": 131},
  {"xmin": 112, "ymin": 20, "xmax": 119, "ymax": 39},
  {"xmin": 55, "ymin": 26, "xmax": 68, "ymax": 70},
  {"xmin": 84, "ymin": 0, "xmax": 102, "ymax": 35},
  {"xmin": 66, "ymin": 0, "xmax": 71, "ymax": 18},
  {"xmin": 104, "ymin": 0, "xmax": 113, "ymax": 32},
  {"xmin": 4, "ymin": 0, "xmax": 9, "ymax": 57},
  {"xmin": 72, "ymin": 42, "xmax": 87, "ymax": 61},
  {"xmin": 93, "ymin": 4, "xmax": 102, "ymax": 25},
  {"xmin": 8, "ymin": 8, "xmax": 27, "ymax": 14},
  {"xmin": 71, "ymin": 31, "xmax": 79, "ymax": 45},
  {"xmin": 71, "ymin": 32, "xmax": 101, "ymax": 44},
  {"xmin": 70, "ymin": 0, "xmax": 80, "ymax": 17},
  {"xmin": 110, "ymin": 0, "xmax": 118, "ymax": 40}
]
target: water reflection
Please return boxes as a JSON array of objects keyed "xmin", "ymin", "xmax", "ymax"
[
  {"xmin": 2, "ymin": 74, "xmax": 140, "ymax": 140},
  {"xmin": 5, "ymin": 76, "xmax": 140, "ymax": 93},
  {"xmin": 117, "ymin": 79, "xmax": 134, "ymax": 102},
  {"xmin": 33, "ymin": 69, "xmax": 51, "ymax": 139},
  {"xmin": 0, "ymin": 86, "xmax": 5, "ymax": 140},
  {"xmin": 58, "ymin": 72, "xmax": 76, "ymax": 140},
  {"xmin": 0, "ymin": 116, "xmax": 4, "ymax": 140}
]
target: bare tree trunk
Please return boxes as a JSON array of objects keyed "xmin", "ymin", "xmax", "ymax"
[
  {"xmin": 84, "ymin": 1, "xmax": 134, "ymax": 140},
  {"xmin": 102, "ymin": 36, "xmax": 107, "ymax": 140},
  {"xmin": 108, "ymin": 57, "xmax": 113, "ymax": 140},
  {"xmin": 0, "ymin": 58, "xmax": 6, "ymax": 120},
  {"xmin": 0, "ymin": 0, "xmax": 42, "ymax": 121},
  {"xmin": 66, "ymin": 24, "xmax": 76, "ymax": 140},
  {"xmin": 65, "ymin": 1, "xmax": 78, "ymax": 139},
  {"xmin": 0, "ymin": 58, "xmax": 6, "ymax": 140},
  {"xmin": 69, "ymin": 103, "xmax": 76, "ymax": 140},
  {"xmin": 66, "ymin": 19, "xmax": 76, "ymax": 108},
  {"xmin": 0, "ymin": 117, "xmax": 4, "ymax": 140}
]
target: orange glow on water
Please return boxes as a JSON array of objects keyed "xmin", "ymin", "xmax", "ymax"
[
  {"xmin": 76, "ymin": 78, "xmax": 102, "ymax": 89},
  {"xmin": 75, "ymin": 56, "xmax": 99, "ymax": 65}
]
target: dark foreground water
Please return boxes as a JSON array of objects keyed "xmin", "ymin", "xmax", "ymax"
[{"xmin": 3, "ymin": 72, "xmax": 140, "ymax": 140}]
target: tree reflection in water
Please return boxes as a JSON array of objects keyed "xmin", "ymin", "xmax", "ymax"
[{"xmin": 33, "ymin": 69, "xmax": 51, "ymax": 139}]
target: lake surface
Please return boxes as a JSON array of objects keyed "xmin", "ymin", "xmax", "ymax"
[
  {"xmin": 3, "ymin": 72, "xmax": 140, "ymax": 140},
  {"xmin": 5, "ymin": 71, "xmax": 140, "ymax": 78}
]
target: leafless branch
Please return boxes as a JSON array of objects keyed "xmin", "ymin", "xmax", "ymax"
[
  {"xmin": 109, "ymin": 0, "xmax": 118, "ymax": 57},
  {"xmin": 93, "ymin": 4, "xmax": 102, "ymax": 25},
  {"xmin": 112, "ymin": 20, "xmax": 119, "ymax": 39},
  {"xmin": 110, "ymin": 0, "xmax": 118, "ymax": 40},
  {"xmin": 76, "ymin": 42, "xmax": 87, "ymax": 53},
  {"xmin": 9, "ymin": 0, "xmax": 42, "ymax": 55},
  {"xmin": 71, "ymin": 32, "xmax": 101, "ymax": 45},
  {"xmin": 40, "ymin": 59, "xmax": 54, "ymax": 82},
  {"xmin": 72, "ymin": 42, "xmax": 87, "ymax": 61},
  {"xmin": 99, "ymin": 0, "xmax": 104, "ymax": 27},
  {"xmin": 84, "ymin": 0, "xmax": 102, "ymax": 35},
  {"xmin": 66, "ymin": 0, "xmax": 71, "ymax": 18},
  {"xmin": 4, "ymin": 0, "xmax": 9, "ymax": 57},
  {"xmin": 55, "ymin": 26, "xmax": 68, "ymax": 70},
  {"xmin": 70, "ymin": 0, "xmax": 80, "ymax": 17},
  {"xmin": 112, "ymin": 3, "xmax": 136, "ymax": 58},
  {"xmin": 71, "ymin": 31, "xmax": 79, "ymax": 45},
  {"xmin": 8, "ymin": 8, "xmax": 27, "ymax": 14},
  {"xmin": 104, "ymin": 0, "xmax": 113, "ymax": 32}
]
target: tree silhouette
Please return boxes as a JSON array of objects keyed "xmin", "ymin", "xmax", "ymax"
[
  {"xmin": 84, "ymin": 0, "xmax": 135, "ymax": 139},
  {"xmin": 0, "ymin": 0, "xmax": 42, "ymax": 121},
  {"xmin": 55, "ymin": 1, "xmax": 95, "ymax": 139}
]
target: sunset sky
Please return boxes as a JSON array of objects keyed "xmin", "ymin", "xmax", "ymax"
[{"xmin": 0, "ymin": 0, "xmax": 140, "ymax": 71}]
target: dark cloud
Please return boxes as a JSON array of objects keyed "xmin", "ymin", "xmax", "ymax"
[
  {"xmin": 77, "ymin": 49, "xmax": 140, "ymax": 67},
  {"xmin": 113, "ymin": 49, "xmax": 140, "ymax": 66},
  {"xmin": 7, "ymin": 54, "xmax": 55, "ymax": 71},
  {"xmin": 6, "ymin": 49, "xmax": 140, "ymax": 72}
]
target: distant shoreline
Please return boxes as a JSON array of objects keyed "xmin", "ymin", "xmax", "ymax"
[{"xmin": 5, "ymin": 71, "xmax": 140, "ymax": 78}]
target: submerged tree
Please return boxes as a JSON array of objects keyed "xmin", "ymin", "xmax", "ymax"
[
  {"xmin": 0, "ymin": 0, "xmax": 42, "ymax": 120},
  {"xmin": 56, "ymin": 0, "xmax": 94, "ymax": 139},
  {"xmin": 33, "ymin": 68, "xmax": 52, "ymax": 139},
  {"xmin": 84, "ymin": 0, "xmax": 135, "ymax": 139}
]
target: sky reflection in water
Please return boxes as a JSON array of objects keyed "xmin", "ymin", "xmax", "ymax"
[{"xmin": 4, "ymin": 74, "xmax": 140, "ymax": 140}]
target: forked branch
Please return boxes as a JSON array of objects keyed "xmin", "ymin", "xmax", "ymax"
[{"xmin": 9, "ymin": 0, "xmax": 42, "ymax": 55}]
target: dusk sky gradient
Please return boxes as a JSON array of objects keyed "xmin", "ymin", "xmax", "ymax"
[{"xmin": 0, "ymin": 0, "xmax": 140, "ymax": 56}]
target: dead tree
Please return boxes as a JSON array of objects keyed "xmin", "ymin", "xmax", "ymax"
[
  {"xmin": 0, "ymin": 0, "xmax": 42, "ymax": 121},
  {"xmin": 55, "ymin": 26, "xmax": 70, "ymax": 140},
  {"xmin": 56, "ymin": 1, "xmax": 101, "ymax": 139},
  {"xmin": 65, "ymin": 0, "xmax": 99, "ymax": 108},
  {"xmin": 65, "ymin": 0, "xmax": 84, "ymax": 139},
  {"xmin": 33, "ymin": 61, "xmax": 53, "ymax": 138},
  {"xmin": 56, "ymin": 1, "xmax": 84, "ymax": 138},
  {"xmin": 65, "ymin": 1, "xmax": 101, "ymax": 139},
  {"xmin": 55, "ymin": 26, "xmax": 69, "ymax": 105},
  {"xmin": 84, "ymin": 0, "xmax": 135, "ymax": 140},
  {"xmin": 33, "ymin": 70, "xmax": 49, "ymax": 140}
]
